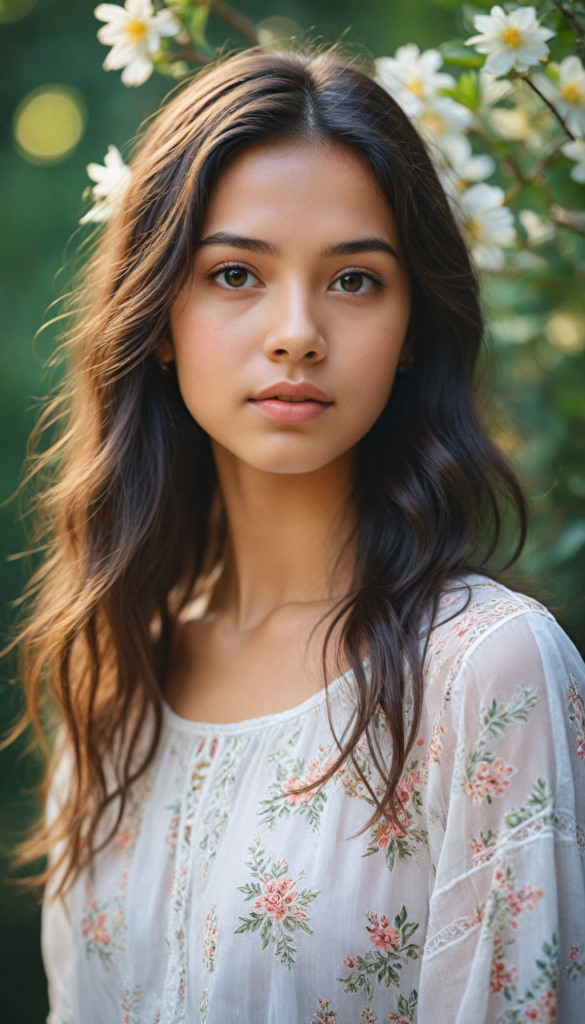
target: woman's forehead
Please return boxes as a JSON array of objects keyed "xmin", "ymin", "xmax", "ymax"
[{"xmin": 201, "ymin": 140, "xmax": 399, "ymax": 252}]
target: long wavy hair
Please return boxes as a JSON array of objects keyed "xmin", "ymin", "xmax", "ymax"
[{"xmin": 11, "ymin": 45, "xmax": 526, "ymax": 893}]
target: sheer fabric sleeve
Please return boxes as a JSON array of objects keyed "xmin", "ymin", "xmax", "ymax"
[
  {"xmin": 419, "ymin": 610, "xmax": 585, "ymax": 1024},
  {"xmin": 41, "ymin": 739, "xmax": 78, "ymax": 1024}
]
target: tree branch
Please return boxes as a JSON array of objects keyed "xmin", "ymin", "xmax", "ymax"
[
  {"xmin": 169, "ymin": 45, "xmax": 212, "ymax": 66},
  {"xmin": 521, "ymin": 75, "xmax": 575, "ymax": 141},
  {"xmin": 210, "ymin": 0, "xmax": 258, "ymax": 43},
  {"xmin": 551, "ymin": 203, "xmax": 585, "ymax": 237},
  {"xmin": 551, "ymin": 0, "xmax": 585, "ymax": 62}
]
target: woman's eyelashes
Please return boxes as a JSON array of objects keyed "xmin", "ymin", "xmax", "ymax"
[
  {"xmin": 330, "ymin": 269, "xmax": 384, "ymax": 293},
  {"xmin": 208, "ymin": 264, "xmax": 260, "ymax": 290},
  {"xmin": 206, "ymin": 263, "xmax": 385, "ymax": 293}
]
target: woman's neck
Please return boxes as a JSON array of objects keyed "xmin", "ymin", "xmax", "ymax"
[{"xmin": 211, "ymin": 442, "xmax": 357, "ymax": 629}]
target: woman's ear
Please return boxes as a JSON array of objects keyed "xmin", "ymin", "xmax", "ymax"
[{"xmin": 154, "ymin": 336, "xmax": 175, "ymax": 373}]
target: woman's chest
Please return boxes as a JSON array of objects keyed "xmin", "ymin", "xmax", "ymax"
[{"xmin": 72, "ymin": 720, "xmax": 433, "ymax": 1023}]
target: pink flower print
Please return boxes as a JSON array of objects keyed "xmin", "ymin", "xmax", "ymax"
[
  {"xmin": 306, "ymin": 758, "xmax": 336, "ymax": 784},
  {"xmin": 469, "ymin": 832, "xmax": 498, "ymax": 867},
  {"xmin": 523, "ymin": 987, "xmax": 557, "ymax": 1021},
  {"xmin": 254, "ymin": 875, "xmax": 299, "ymax": 923},
  {"xmin": 236, "ymin": 836, "xmax": 319, "ymax": 968},
  {"xmin": 490, "ymin": 957, "xmax": 518, "ymax": 993},
  {"xmin": 283, "ymin": 775, "xmax": 313, "ymax": 805},
  {"xmin": 465, "ymin": 757, "xmax": 515, "ymax": 804},
  {"xmin": 343, "ymin": 955, "xmax": 356, "ymax": 969},
  {"xmin": 366, "ymin": 911, "xmax": 400, "ymax": 952},
  {"xmin": 569, "ymin": 945, "xmax": 579, "ymax": 961},
  {"xmin": 203, "ymin": 902, "xmax": 218, "ymax": 976},
  {"xmin": 114, "ymin": 829, "xmax": 135, "ymax": 851},
  {"xmin": 449, "ymin": 611, "xmax": 479, "ymax": 638},
  {"xmin": 93, "ymin": 913, "xmax": 110, "ymax": 946},
  {"xmin": 311, "ymin": 997, "xmax": 338, "ymax": 1024},
  {"xmin": 377, "ymin": 818, "xmax": 407, "ymax": 847},
  {"xmin": 81, "ymin": 908, "xmax": 111, "ymax": 948},
  {"xmin": 428, "ymin": 723, "xmax": 446, "ymax": 764},
  {"xmin": 416, "ymin": 737, "xmax": 425, "ymax": 746},
  {"xmin": 506, "ymin": 883, "xmax": 543, "ymax": 920},
  {"xmin": 567, "ymin": 674, "xmax": 585, "ymax": 760}
]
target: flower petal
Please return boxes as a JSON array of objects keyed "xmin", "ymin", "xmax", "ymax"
[
  {"xmin": 94, "ymin": 3, "xmax": 128, "ymax": 24},
  {"xmin": 485, "ymin": 48, "xmax": 516, "ymax": 77},
  {"xmin": 121, "ymin": 52, "xmax": 153, "ymax": 85}
]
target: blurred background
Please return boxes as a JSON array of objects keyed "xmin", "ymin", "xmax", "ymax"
[{"xmin": 1, "ymin": 0, "xmax": 583, "ymax": 1019}]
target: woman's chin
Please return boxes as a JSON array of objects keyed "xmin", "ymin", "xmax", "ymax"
[{"xmin": 212, "ymin": 435, "xmax": 351, "ymax": 477}]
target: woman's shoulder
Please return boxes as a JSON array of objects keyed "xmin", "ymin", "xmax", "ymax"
[{"xmin": 424, "ymin": 574, "xmax": 580, "ymax": 699}]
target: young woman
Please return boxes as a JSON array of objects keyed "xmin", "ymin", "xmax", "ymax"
[{"xmin": 17, "ymin": 46, "xmax": 584, "ymax": 1024}]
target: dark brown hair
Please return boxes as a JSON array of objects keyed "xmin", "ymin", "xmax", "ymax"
[{"xmin": 12, "ymin": 45, "xmax": 526, "ymax": 891}]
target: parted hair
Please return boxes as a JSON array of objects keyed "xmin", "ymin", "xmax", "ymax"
[{"xmin": 11, "ymin": 44, "xmax": 526, "ymax": 892}]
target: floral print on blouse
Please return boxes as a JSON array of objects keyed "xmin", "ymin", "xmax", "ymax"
[{"xmin": 42, "ymin": 576, "xmax": 585, "ymax": 1023}]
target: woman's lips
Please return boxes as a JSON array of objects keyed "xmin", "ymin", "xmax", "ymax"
[
  {"xmin": 248, "ymin": 381, "xmax": 333, "ymax": 424},
  {"xmin": 251, "ymin": 398, "xmax": 330, "ymax": 423}
]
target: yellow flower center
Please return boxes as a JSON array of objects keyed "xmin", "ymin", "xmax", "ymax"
[
  {"xmin": 502, "ymin": 25, "xmax": 522, "ymax": 49},
  {"xmin": 126, "ymin": 18, "xmax": 149, "ymax": 43},
  {"xmin": 562, "ymin": 82, "xmax": 583, "ymax": 106},
  {"xmin": 465, "ymin": 218, "xmax": 484, "ymax": 241},
  {"xmin": 408, "ymin": 77, "xmax": 424, "ymax": 98},
  {"xmin": 419, "ymin": 109, "xmax": 444, "ymax": 135}
]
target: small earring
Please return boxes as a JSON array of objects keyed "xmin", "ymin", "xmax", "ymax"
[{"xmin": 158, "ymin": 359, "xmax": 173, "ymax": 374}]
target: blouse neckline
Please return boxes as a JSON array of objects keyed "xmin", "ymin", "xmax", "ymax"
[{"xmin": 162, "ymin": 668, "xmax": 352, "ymax": 737}]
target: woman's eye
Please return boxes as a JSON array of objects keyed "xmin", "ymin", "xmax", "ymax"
[
  {"xmin": 331, "ymin": 272, "xmax": 376, "ymax": 294},
  {"xmin": 214, "ymin": 266, "xmax": 258, "ymax": 289}
]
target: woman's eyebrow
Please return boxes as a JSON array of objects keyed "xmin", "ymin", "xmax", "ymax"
[
  {"xmin": 323, "ymin": 238, "xmax": 400, "ymax": 262},
  {"xmin": 197, "ymin": 231, "xmax": 279, "ymax": 255}
]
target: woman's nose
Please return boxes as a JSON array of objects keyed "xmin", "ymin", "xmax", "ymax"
[{"xmin": 262, "ymin": 284, "xmax": 327, "ymax": 364}]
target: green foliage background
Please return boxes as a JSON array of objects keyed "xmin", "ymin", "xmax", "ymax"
[{"xmin": 0, "ymin": 1, "xmax": 583, "ymax": 1019}]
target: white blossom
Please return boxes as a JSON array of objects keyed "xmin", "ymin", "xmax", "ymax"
[
  {"xmin": 438, "ymin": 134, "xmax": 495, "ymax": 200},
  {"xmin": 479, "ymin": 67, "xmax": 514, "ymax": 107},
  {"xmin": 415, "ymin": 97, "xmax": 474, "ymax": 160},
  {"xmin": 375, "ymin": 45, "xmax": 456, "ymax": 118},
  {"xmin": 562, "ymin": 138, "xmax": 585, "ymax": 183},
  {"xmin": 466, "ymin": 5, "xmax": 554, "ymax": 78},
  {"xmin": 489, "ymin": 81, "xmax": 554, "ymax": 153},
  {"xmin": 95, "ymin": 0, "xmax": 180, "ymax": 87},
  {"xmin": 519, "ymin": 209, "xmax": 555, "ymax": 245},
  {"xmin": 376, "ymin": 43, "xmax": 472, "ymax": 161},
  {"xmin": 80, "ymin": 145, "xmax": 131, "ymax": 224},
  {"xmin": 453, "ymin": 182, "xmax": 516, "ymax": 270},
  {"xmin": 535, "ymin": 57, "xmax": 585, "ymax": 138}
]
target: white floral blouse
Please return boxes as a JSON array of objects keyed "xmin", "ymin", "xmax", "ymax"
[{"xmin": 42, "ymin": 577, "xmax": 585, "ymax": 1024}]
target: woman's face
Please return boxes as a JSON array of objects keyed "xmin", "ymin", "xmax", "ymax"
[{"xmin": 168, "ymin": 140, "xmax": 412, "ymax": 474}]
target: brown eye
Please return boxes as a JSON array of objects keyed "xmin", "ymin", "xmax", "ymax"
[
  {"xmin": 331, "ymin": 272, "xmax": 375, "ymax": 294},
  {"xmin": 214, "ymin": 266, "xmax": 259, "ymax": 290},
  {"xmin": 224, "ymin": 267, "xmax": 249, "ymax": 288},
  {"xmin": 340, "ymin": 272, "xmax": 363, "ymax": 292}
]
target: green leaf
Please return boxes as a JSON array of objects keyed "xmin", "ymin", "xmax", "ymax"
[
  {"xmin": 443, "ymin": 69, "xmax": 481, "ymax": 109},
  {"xmin": 186, "ymin": 4, "xmax": 209, "ymax": 50},
  {"xmin": 402, "ymin": 920, "xmax": 420, "ymax": 941},
  {"xmin": 440, "ymin": 39, "xmax": 486, "ymax": 67}
]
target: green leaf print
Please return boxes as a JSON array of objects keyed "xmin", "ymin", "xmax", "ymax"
[
  {"xmin": 388, "ymin": 988, "xmax": 418, "ymax": 1023},
  {"xmin": 234, "ymin": 834, "xmax": 320, "ymax": 969},
  {"xmin": 462, "ymin": 686, "xmax": 538, "ymax": 805},
  {"xmin": 339, "ymin": 906, "xmax": 420, "ymax": 1000},
  {"xmin": 309, "ymin": 998, "xmax": 338, "ymax": 1023},
  {"xmin": 495, "ymin": 936, "xmax": 558, "ymax": 1024}
]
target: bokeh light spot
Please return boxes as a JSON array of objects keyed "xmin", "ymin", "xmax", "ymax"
[
  {"xmin": 257, "ymin": 16, "xmax": 303, "ymax": 48},
  {"xmin": 0, "ymin": 0, "xmax": 35, "ymax": 22},
  {"xmin": 14, "ymin": 86, "xmax": 86, "ymax": 165},
  {"xmin": 545, "ymin": 311, "xmax": 585, "ymax": 355}
]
